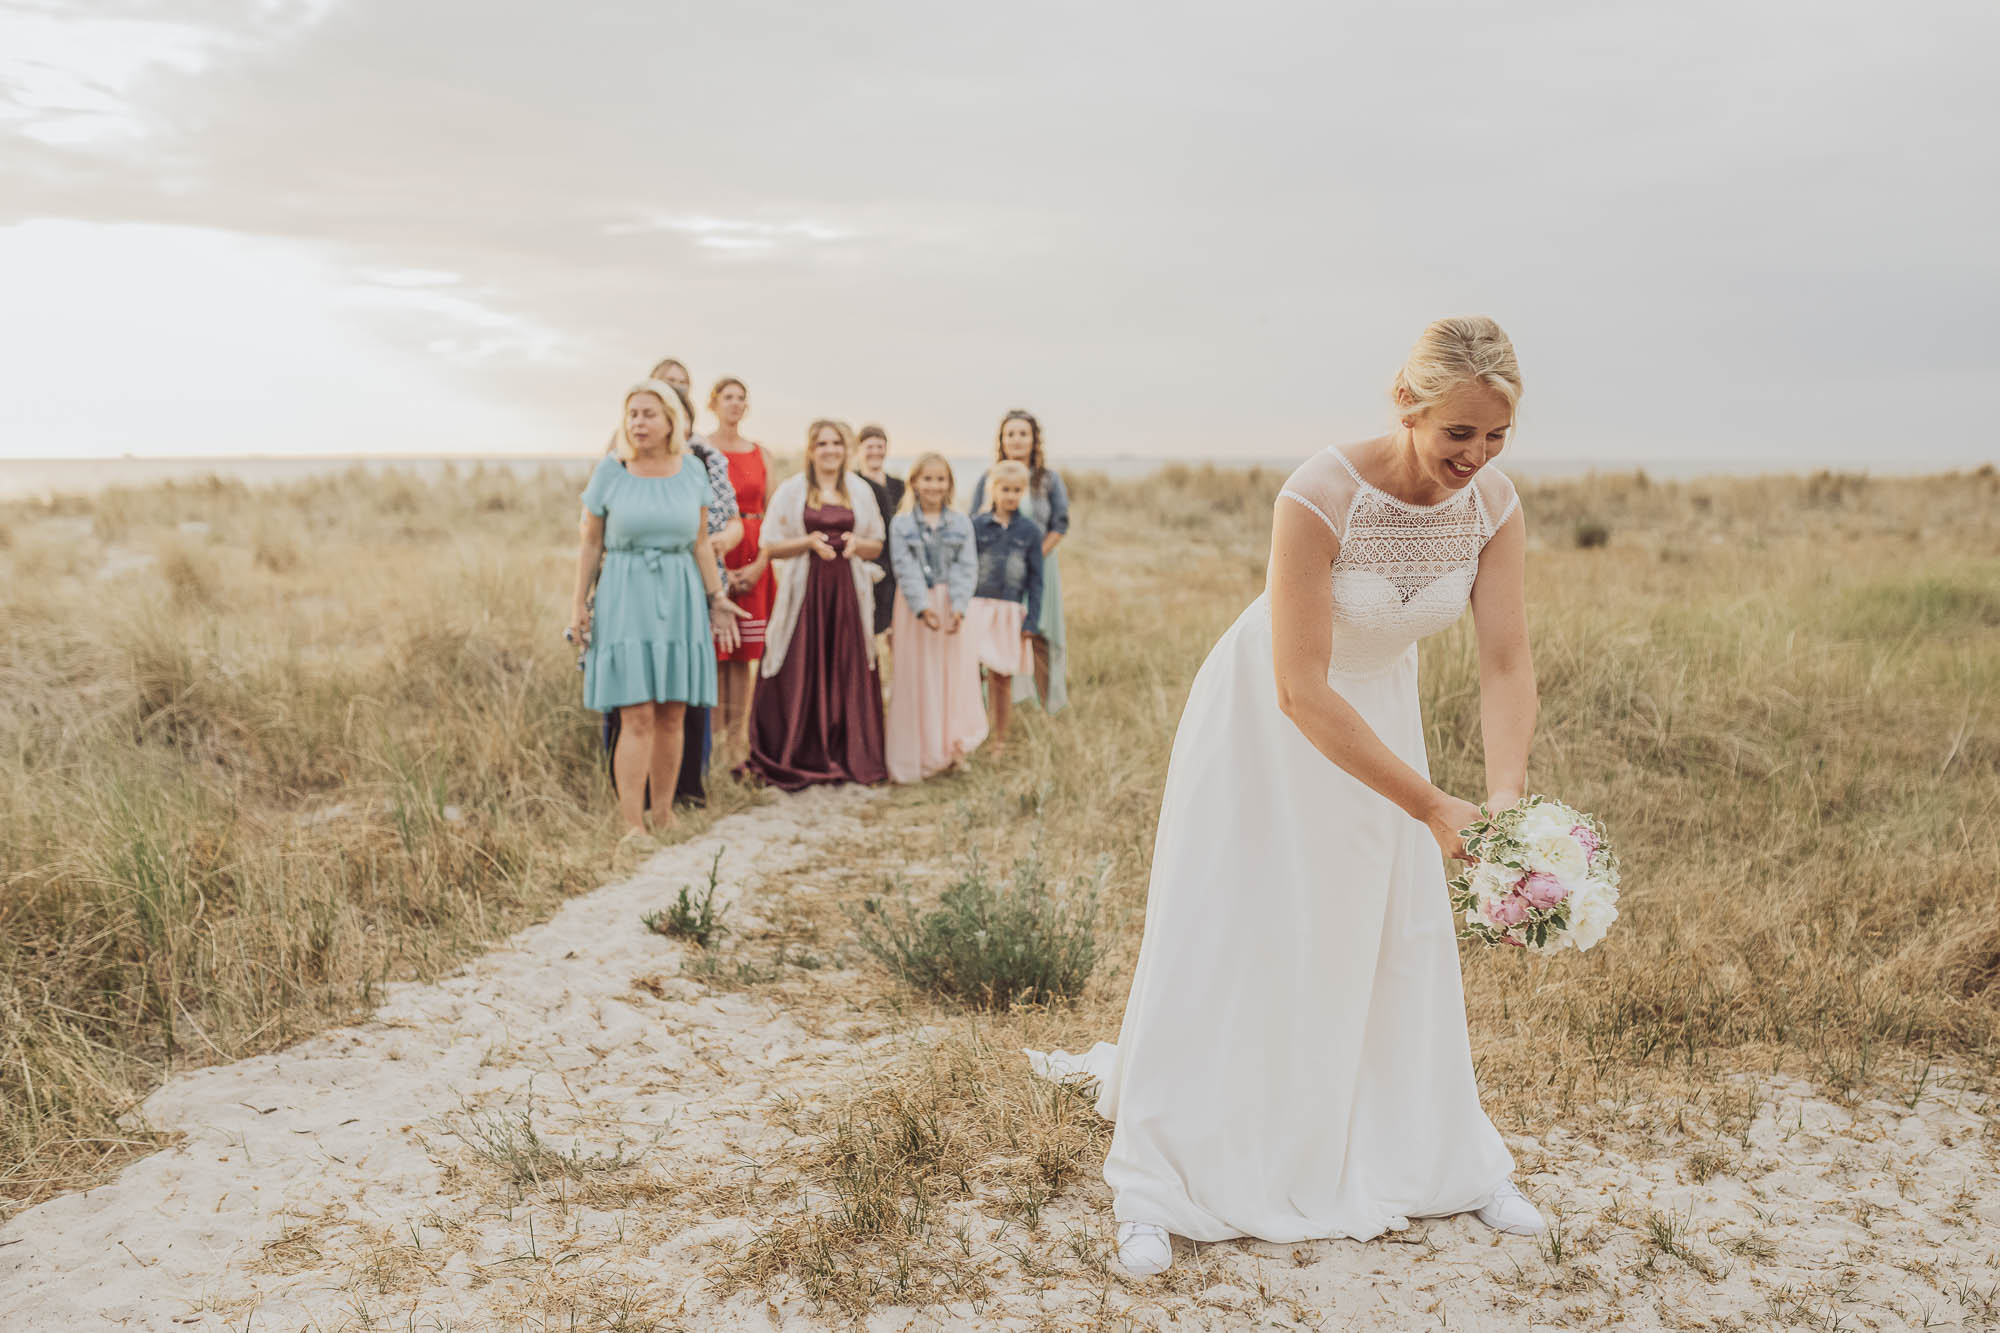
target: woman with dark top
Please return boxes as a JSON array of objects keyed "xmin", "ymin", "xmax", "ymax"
[
  {"xmin": 852, "ymin": 424, "xmax": 906, "ymax": 662},
  {"xmin": 746, "ymin": 419, "xmax": 889, "ymax": 789}
]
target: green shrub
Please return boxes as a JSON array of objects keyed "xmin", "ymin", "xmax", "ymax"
[
  {"xmin": 642, "ymin": 849, "xmax": 727, "ymax": 948},
  {"xmin": 852, "ymin": 853, "xmax": 1103, "ymax": 1009}
]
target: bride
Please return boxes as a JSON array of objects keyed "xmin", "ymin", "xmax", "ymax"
[{"xmin": 1089, "ymin": 316, "xmax": 1545, "ymax": 1278}]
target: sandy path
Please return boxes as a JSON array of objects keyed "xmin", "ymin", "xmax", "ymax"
[
  {"xmin": 5, "ymin": 779, "xmax": 1999, "ymax": 1331},
  {"xmin": 0, "ymin": 785, "xmax": 900, "ymax": 1330}
]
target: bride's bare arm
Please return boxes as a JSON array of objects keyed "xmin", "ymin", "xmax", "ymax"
[
  {"xmin": 1268, "ymin": 498, "xmax": 1455, "ymax": 830},
  {"xmin": 1467, "ymin": 506, "xmax": 1536, "ymax": 808}
]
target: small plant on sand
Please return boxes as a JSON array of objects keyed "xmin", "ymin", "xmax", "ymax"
[
  {"xmin": 642, "ymin": 848, "xmax": 727, "ymax": 948},
  {"xmin": 851, "ymin": 852, "xmax": 1103, "ymax": 1009}
]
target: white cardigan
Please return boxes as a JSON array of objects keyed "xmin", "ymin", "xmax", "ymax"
[{"xmin": 758, "ymin": 471, "xmax": 886, "ymax": 678}]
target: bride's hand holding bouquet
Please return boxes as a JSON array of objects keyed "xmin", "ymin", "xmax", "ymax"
[{"xmin": 1447, "ymin": 795, "xmax": 1620, "ymax": 954}]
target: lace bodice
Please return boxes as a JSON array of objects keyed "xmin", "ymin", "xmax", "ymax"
[{"xmin": 1279, "ymin": 449, "xmax": 1518, "ymax": 678}]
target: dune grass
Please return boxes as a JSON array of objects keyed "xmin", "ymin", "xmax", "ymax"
[
  {"xmin": 2, "ymin": 455, "xmax": 1996, "ymax": 1264},
  {"xmin": 0, "ymin": 464, "xmax": 761, "ymax": 1214},
  {"xmin": 730, "ymin": 459, "xmax": 2000, "ymax": 1309}
]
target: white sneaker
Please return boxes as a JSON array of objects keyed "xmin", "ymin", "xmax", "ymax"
[
  {"xmin": 1473, "ymin": 1180, "xmax": 1545, "ymax": 1235},
  {"xmin": 1116, "ymin": 1221, "xmax": 1173, "ymax": 1277}
]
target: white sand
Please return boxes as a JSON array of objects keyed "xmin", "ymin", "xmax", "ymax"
[
  {"xmin": 4, "ymin": 783, "xmax": 1997, "ymax": 1330},
  {"xmin": 0, "ymin": 786, "xmax": 899, "ymax": 1329}
]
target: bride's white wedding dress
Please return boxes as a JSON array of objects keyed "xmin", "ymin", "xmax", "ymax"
[{"xmin": 1038, "ymin": 448, "xmax": 1522, "ymax": 1246}]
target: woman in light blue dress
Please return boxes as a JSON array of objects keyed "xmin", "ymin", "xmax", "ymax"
[
  {"xmin": 568, "ymin": 379, "xmax": 742, "ymax": 845},
  {"xmin": 969, "ymin": 409, "xmax": 1070, "ymax": 714}
]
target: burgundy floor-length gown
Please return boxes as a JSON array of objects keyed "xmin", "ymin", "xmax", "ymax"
[{"xmin": 747, "ymin": 504, "xmax": 888, "ymax": 789}]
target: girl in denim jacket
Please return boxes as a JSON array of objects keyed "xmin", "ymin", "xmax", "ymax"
[
  {"xmin": 963, "ymin": 460, "xmax": 1045, "ymax": 749},
  {"xmin": 884, "ymin": 454, "xmax": 987, "ymax": 781}
]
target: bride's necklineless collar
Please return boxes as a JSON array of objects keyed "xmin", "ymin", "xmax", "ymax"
[{"xmin": 1330, "ymin": 446, "xmax": 1469, "ymax": 513}]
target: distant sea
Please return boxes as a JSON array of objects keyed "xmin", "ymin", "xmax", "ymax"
[{"xmin": 0, "ymin": 451, "xmax": 1884, "ymax": 504}]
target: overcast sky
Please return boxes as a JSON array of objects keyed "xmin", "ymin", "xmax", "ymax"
[{"xmin": 3, "ymin": 0, "xmax": 1996, "ymax": 469}]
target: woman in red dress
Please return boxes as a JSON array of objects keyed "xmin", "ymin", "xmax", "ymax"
[{"xmin": 707, "ymin": 376, "xmax": 776, "ymax": 764}]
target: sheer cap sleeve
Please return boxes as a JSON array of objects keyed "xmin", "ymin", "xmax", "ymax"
[
  {"xmin": 1472, "ymin": 465, "xmax": 1519, "ymax": 540},
  {"xmin": 1276, "ymin": 449, "xmax": 1361, "ymax": 543}
]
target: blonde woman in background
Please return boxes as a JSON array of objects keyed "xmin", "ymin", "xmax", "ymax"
[
  {"xmin": 1048, "ymin": 317, "xmax": 1544, "ymax": 1277},
  {"xmin": 593, "ymin": 364, "xmax": 743, "ymax": 808},
  {"xmin": 650, "ymin": 358, "xmax": 691, "ymax": 397},
  {"xmin": 568, "ymin": 380, "xmax": 743, "ymax": 854},
  {"xmin": 659, "ymin": 368, "xmax": 742, "ymax": 804},
  {"xmin": 746, "ymin": 420, "xmax": 888, "ymax": 789}
]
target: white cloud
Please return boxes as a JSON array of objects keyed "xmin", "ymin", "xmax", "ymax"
[
  {"xmin": 0, "ymin": 219, "xmax": 566, "ymax": 457},
  {"xmin": 339, "ymin": 273, "xmax": 575, "ymax": 368},
  {"xmin": 601, "ymin": 213, "xmax": 853, "ymax": 253},
  {"xmin": 0, "ymin": 0, "xmax": 340, "ymax": 148}
]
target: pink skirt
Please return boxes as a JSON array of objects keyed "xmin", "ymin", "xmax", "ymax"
[
  {"xmin": 886, "ymin": 585, "xmax": 989, "ymax": 784},
  {"xmin": 962, "ymin": 596, "xmax": 1032, "ymax": 676}
]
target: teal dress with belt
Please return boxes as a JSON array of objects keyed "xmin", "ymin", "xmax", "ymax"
[{"xmin": 582, "ymin": 454, "xmax": 717, "ymax": 712}]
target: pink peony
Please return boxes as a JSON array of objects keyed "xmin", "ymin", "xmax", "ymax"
[
  {"xmin": 1521, "ymin": 871, "xmax": 1570, "ymax": 909},
  {"xmin": 1571, "ymin": 824, "xmax": 1601, "ymax": 865},
  {"xmin": 1484, "ymin": 892, "xmax": 1531, "ymax": 928}
]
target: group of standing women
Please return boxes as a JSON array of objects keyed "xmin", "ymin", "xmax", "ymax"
[{"xmin": 568, "ymin": 358, "xmax": 1071, "ymax": 852}]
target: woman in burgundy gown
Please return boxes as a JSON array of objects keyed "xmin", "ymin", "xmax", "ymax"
[{"xmin": 747, "ymin": 419, "xmax": 889, "ymax": 789}]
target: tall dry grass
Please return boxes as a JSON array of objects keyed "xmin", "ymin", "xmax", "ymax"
[
  {"xmin": 3, "ymin": 455, "xmax": 1997, "ymax": 1283},
  {"xmin": 982, "ymin": 464, "xmax": 2000, "ymax": 1095},
  {"xmin": 0, "ymin": 464, "xmax": 760, "ymax": 1214},
  {"xmin": 724, "ymin": 459, "xmax": 2000, "ymax": 1309}
]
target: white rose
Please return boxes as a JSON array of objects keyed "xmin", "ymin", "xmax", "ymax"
[
  {"xmin": 1528, "ymin": 830, "xmax": 1590, "ymax": 885},
  {"xmin": 1563, "ymin": 877, "xmax": 1618, "ymax": 952},
  {"xmin": 1516, "ymin": 806, "xmax": 1571, "ymax": 844},
  {"xmin": 1470, "ymin": 861, "xmax": 1518, "ymax": 907}
]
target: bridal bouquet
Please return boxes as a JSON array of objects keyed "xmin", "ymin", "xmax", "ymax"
[{"xmin": 1450, "ymin": 796, "xmax": 1620, "ymax": 953}]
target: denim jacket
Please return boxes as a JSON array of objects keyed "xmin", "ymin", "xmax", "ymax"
[
  {"xmin": 889, "ymin": 508, "xmax": 976, "ymax": 617},
  {"xmin": 970, "ymin": 510, "xmax": 1044, "ymax": 628}
]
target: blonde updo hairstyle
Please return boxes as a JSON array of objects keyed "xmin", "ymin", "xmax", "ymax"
[
  {"xmin": 614, "ymin": 379, "xmax": 689, "ymax": 461},
  {"xmin": 1390, "ymin": 316, "xmax": 1523, "ymax": 420}
]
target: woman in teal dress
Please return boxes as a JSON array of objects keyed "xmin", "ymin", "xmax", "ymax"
[{"xmin": 568, "ymin": 379, "xmax": 743, "ymax": 848}]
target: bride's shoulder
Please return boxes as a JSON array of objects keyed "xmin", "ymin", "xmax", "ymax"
[
  {"xmin": 1473, "ymin": 463, "xmax": 1521, "ymax": 529},
  {"xmin": 1275, "ymin": 445, "xmax": 1363, "ymax": 539}
]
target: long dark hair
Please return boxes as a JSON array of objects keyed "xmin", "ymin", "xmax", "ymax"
[{"xmin": 994, "ymin": 409, "xmax": 1048, "ymax": 495}]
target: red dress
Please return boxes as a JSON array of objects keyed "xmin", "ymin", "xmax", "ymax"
[{"xmin": 720, "ymin": 445, "xmax": 776, "ymax": 662}]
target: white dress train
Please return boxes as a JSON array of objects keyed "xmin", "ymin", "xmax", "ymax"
[{"xmin": 1032, "ymin": 450, "xmax": 1521, "ymax": 1245}]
